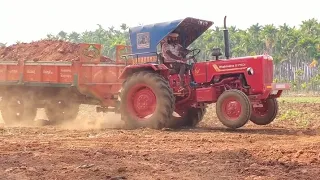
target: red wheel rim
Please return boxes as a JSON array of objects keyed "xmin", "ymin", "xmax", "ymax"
[
  {"xmin": 252, "ymin": 101, "xmax": 268, "ymax": 117},
  {"xmin": 221, "ymin": 97, "xmax": 242, "ymax": 120},
  {"xmin": 127, "ymin": 84, "xmax": 157, "ymax": 120}
]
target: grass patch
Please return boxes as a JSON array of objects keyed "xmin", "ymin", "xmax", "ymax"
[
  {"xmin": 278, "ymin": 109, "xmax": 314, "ymax": 128},
  {"xmin": 279, "ymin": 109, "xmax": 303, "ymax": 121}
]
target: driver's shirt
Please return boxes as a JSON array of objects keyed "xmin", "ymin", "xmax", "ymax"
[{"xmin": 162, "ymin": 42, "xmax": 183, "ymax": 62}]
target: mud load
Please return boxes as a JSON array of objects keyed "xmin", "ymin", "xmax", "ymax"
[{"xmin": 0, "ymin": 40, "xmax": 81, "ymax": 61}]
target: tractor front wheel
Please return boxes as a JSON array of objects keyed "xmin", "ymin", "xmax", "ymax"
[
  {"xmin": 250, "ymin": 98, "xmax": 278, "ymax": 125},
  {"xmin": 216, "ymin": 89, "xmax": 252, "ymax": 129},
  {"xmin": 120, "ymin": 71, "xmax": 175, "ymax": 129}
]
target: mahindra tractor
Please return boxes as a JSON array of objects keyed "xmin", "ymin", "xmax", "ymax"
[
  {"xmin": 118, "ymin": 16, "xmax": 290, "ymax": 129},
  {"xmin": 0, "ymin": 17, "xmax": 290, "ymax": 130}
]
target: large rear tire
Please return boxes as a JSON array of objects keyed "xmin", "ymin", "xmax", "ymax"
[
  {"xmin": 216, "ymin": 89, "xmax": 251, "ymax": 129},
  {"xmin": 250, "ymin": 98, "xmax": 278, "ymax": 125},
  {"xmin": 120, "ymin": 71, "xmax": 175, "ymax": 129}
]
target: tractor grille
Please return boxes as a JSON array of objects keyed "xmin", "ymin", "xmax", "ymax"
[{"xmin": 264, "ymin": 59, "xmax": 274, "ymax": 84}]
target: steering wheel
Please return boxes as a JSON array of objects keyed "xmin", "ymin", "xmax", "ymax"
[
  {"xmin": 186, "ymin": 49, "xmax": 201, "ymax": 58},
  {"xmin": 184, "ymin": 49, "xmax": 201, "ymax": 66}
]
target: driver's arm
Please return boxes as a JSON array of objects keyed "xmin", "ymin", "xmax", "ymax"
[
  {"xmin": 165, "ymin": 50, "xmax": 183, "ymax": 61},
  {"xmin": 177, "ymin": 45, "xmax": 191, "ymax": 57}
]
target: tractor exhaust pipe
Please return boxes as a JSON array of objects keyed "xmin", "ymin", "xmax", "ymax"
[{"xmin": 223, "ymin": 16, "xmax": 230, "ymax": 59}]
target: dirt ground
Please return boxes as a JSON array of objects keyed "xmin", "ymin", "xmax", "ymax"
[{"xmin": 0, "ymin": 101, "xmax": 320, "ymax": 180}]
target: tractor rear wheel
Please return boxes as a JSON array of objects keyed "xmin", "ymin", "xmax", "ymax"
[
  {"xmin": 250, "ymin": 98, "xmax": 278, "ymax": 125},
  {"xmin": 120, "ymin": 71, "xmax": 175, "ymax": 129},
  {"xmin": 216, "ymin": 89, "xmax": 251, "ymax": 129}
]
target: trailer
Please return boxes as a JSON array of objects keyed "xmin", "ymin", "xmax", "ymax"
[{"xmin": 0, "ymin": 17, "xmax": 290, "ymax": 129}]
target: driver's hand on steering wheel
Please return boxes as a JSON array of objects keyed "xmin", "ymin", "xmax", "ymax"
[
  {"xmin": 188, "ymin": 56, "xmax": 197, "ymax": 61},
  {"xmin": 176, "ymin": 60, "xmax": 185, "ymax": 63}
]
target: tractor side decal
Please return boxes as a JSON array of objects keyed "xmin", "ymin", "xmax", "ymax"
[{"xmin": 212, "ymin": 64, "xmax": 247, "ymax": 72}]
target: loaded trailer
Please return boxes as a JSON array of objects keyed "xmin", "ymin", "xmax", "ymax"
[{"xmin": 0, "ymin": 17, "xmax": 290, "ymax": 129}]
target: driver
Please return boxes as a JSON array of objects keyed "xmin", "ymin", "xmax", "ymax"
[{"xmin": 161, "ymin": 33, "xmax": 193, "ymax": 92}]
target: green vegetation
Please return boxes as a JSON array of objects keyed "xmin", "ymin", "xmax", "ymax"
[
  {"xmin": 45, "ymin": 24, "xmax": 130, "ymax": 60},
  {"xmin": 276, "ymin": 97, "xmax": 319, "ymax": 128}
]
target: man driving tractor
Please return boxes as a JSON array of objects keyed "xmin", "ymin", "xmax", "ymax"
[{"xmin": 161, "ymin": 33, "xmax": 195, "ymax": 92}]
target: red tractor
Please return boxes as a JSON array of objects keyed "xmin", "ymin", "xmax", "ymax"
[
  {"xmin": 118, "ymin": 16, "xmax": 290, "ymax": 129},
  {"xmin": 0, "ymin": 17, "xmax": 290, "ymax": 129}
]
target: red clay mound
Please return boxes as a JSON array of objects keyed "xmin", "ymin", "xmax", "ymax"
[{"xmin": 0, "ymin": 40, "xmax": 81, "ymax": 61}]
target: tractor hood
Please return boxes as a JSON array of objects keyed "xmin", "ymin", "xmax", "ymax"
[{"xmin": 129, "ymin": 17, "xmax": 213, "ymax": 56}]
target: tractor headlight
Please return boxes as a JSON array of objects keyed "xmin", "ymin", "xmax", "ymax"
[{"xmin": 247, "ymin": 67, "xmax": 254, "ymax": 75}]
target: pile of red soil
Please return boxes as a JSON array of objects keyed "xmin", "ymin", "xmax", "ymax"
[{"xmin": 0, "ymin": 40, "xmax": 81, "ymax": 61}]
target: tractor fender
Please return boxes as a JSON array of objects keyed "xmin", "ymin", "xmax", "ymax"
[{"xmin": 118, "ymin": 63, "xmax": 169, "ymax": 79}]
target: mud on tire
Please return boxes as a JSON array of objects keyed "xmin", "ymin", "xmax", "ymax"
[
  {"xmin": 120, "ymin": 71, "xmax": 175, "ymax": 129},
  {"xmin": 216, "ymin": 89, "xmax": 252, "ymax": 129}
]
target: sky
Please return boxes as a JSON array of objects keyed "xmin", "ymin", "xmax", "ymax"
[{"xmin": 0, "ymin": 0, "xmax": 319, "ymax": 45}]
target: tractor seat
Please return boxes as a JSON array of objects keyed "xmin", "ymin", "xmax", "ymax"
[{"xmin": 158, "ymin": 52, "xmax": 179, "ymax": 75}]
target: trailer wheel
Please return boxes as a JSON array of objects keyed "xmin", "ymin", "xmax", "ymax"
[
  {"xmin": 1, "ymin": 95, "xmax": 37, "ymax": 125},
  {"xmin": 120, "ymin": 71, "xmax": 175, "ymax": 129},
  {"xmin": 216, "ymin": 89, "xmax": 251, "ymax": 129},
  {"xmin": 45, "ymin": 101, "xmax": 80, "ymax": 125},
  {"xmin": 250, "ymin": 98, "xmax": 278, "ymax": 125}
]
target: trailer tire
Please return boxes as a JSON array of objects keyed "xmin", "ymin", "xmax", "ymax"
[
  {"xmin": 120, "ymin": 71, "xmax": 175, "ymax": 129},
  {"xmin": 44, "ymin": 89, "xmax": 80, "ymax": 125},
  {"xmin": 250, "ymin": 98, "xmax": 278, "ymax": 125},
  {"xmin": 1, "ymin": 94, "xmax": 37, "ymax": 126},
  {"xmin": 45, "ymin": 102, "xmax": 80, "ymax": 125},
  {"xmin": 216, "ymin": 89, "xmax": 251, "ymax": 129}
]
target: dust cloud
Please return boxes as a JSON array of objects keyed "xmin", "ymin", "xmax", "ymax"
[
  {"xmin": 57, "ymin": 112, "xmax": 125, "ymax": 130},
  {"xmin": 0, "ymin": 105, "xmax": 125, "ymax": 130}
]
